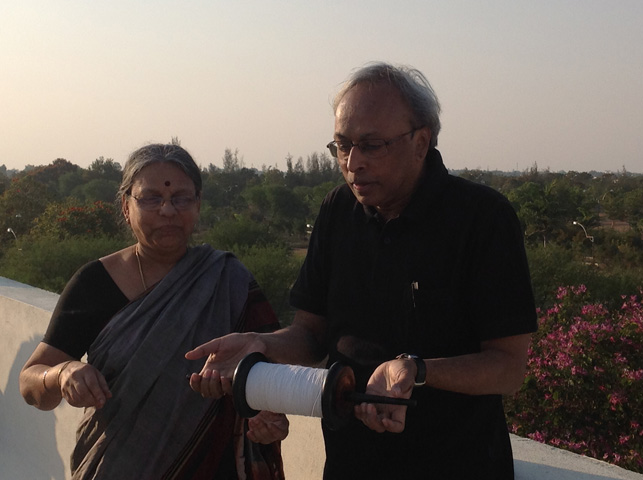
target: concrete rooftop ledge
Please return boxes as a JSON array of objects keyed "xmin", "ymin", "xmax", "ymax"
[{"xmin": 2, "ymin": 276, "xmax": 642, "ymax": 479}]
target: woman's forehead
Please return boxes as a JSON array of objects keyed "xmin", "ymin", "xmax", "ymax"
[{"xmin": 132, "ymin": 163, "xmax": 194, "ymax": 191}]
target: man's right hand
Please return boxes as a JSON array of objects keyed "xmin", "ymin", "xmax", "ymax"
[{"xmin": 185, "ymin": 332, "xmax": 266, "ymax": 398}]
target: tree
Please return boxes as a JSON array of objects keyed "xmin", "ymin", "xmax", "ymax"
[
  {"xmin": 30, "ymin": 199, "xmax": 124, "ymax": 239},
  {"xmin": 243, "ymin": 184, "xmax": 308, "ymax": 234},
  {"xmin": 0, "ymin": 175, "xmax": 58, "ymax": 246},
  {"xmin": 58, "ymin": 170, "xmax": 86, "ymax": 198},
  {"xmin": 76, "ymin": 178, "xmax": 120, "ymax": 203},
  {"xmin": 623, "ymin": 188, "xmax": 643, "ymax": 229},
  {"xmin": 86, "ymin": 157, "xmax": 122, "ymax": 182},
  {"xmin": 222, "ymin": 148, "xmax": 243, "ymax": 172},
  {"xmin": 0, "ymin": 167, "xmax": 9, "ymax": 196},
  {"xmin": 508, "ymin": 179, "xmax": 595, "ymax": 247},
  {"xmin": 235, "ymin": 244, "xmax": 303, "ymax": 325},
  {"xmin": 0, "ymin": 235, "xmax": 129, "ymax": 293},
  {"xmin": 201, "ymin": 215, "xmax": 278, "ymax": 251}
]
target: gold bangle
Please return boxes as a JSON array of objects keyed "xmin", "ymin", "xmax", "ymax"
[
  {"xmin": 42, "ymin": 369, "xmax": 50, "ymax": 392},
  {"xmin": 57, "ymin": 360, "xmax": 73, "ymax": 388}
]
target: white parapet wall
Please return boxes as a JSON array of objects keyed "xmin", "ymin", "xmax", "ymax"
[
  {"xmin": 0, "ymin": 277, "xmax": 83, "ymax": 480},
  {"xmin": 1, "ymin": 276, "xmax": 642, "ymax": 480}
]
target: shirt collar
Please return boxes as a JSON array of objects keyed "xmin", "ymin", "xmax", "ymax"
[{"xmin": 362, "ymin": 148, "xmax": 449, "ymax": 223}]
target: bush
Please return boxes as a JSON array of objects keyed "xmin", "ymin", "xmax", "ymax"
[
  {"xmin": 505, "ymin": 285, "xmax": 643, "ymax": 472},
  {"xmin": 0, "ymin": 235, "xmax": 130, "ymax": 293},
  {"xmin": 201, "ymin": 216, "xmax": 278, "ymax": 250},
  {"xmin": 31, "ymin": 199, "xmax": 123, "ymax": 239},
  {"xmin": 527, "ymin": 244, "xmax": 643, "ymax": 310},
  {"xmin": 232, "ymin": 243, "xmax": 303, "ymax": 326}
]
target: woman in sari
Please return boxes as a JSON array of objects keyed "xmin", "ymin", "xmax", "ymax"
[{"xmin": 19, "ymin": 143, "xmax": 287, "ymax": 479}]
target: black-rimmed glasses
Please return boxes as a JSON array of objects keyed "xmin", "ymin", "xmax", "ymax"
[
  {"xmin": 326, "ymin": 127, "xmax": 421, "ymax": 160},
  {"xmin": 128, "ymin": 194, "xmax": 198, "ymax": 211}
]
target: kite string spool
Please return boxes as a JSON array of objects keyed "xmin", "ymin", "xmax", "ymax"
[{"xmin": 245, "ymin": 362, "xmax": 328, "ymax": 417}]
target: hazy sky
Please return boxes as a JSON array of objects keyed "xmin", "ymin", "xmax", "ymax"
[{"xmin": 2, "ymin": 1, "xmax": 642, "ymax": 174}]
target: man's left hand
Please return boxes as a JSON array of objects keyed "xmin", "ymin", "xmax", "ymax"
[{"xmin": 353, "ymin": 358, "xmax": 415, "ymax": 433}]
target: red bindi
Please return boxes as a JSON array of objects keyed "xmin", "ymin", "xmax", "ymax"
[{"xmin": 165, "ymin": 181, "xmax": 171, "ymax": 186}]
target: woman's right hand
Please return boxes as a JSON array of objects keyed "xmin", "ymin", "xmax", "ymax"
[
  {"xmin": 20, "ymin": 342, "xmax": 111, "ymax": 411},
  {"xmin": 185, "ymin": 332, "xmax": 266, "ymax": 398},
  {"xmin": 58, "ymin": 360, "xmax": 112, "ymax": 409}
]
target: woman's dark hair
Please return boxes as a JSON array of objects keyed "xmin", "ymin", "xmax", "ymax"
[{"xmin": 117, "ymin": 143, "xmax": 202, "ymax": 200}]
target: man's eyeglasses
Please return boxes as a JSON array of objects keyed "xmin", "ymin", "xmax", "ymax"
[
  {"xmin": 128, "ymin": 194, "xmax": 198, "ymax": 211},
  {"xmin": 326, "ymin": 128, "xmax": 421, "ymax": 160}
]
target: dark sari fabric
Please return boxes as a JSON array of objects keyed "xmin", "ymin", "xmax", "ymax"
[{"xmin": 70, "ymin": 245, "xmax": 284, "ymax": 479}]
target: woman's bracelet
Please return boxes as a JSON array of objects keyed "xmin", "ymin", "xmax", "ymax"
[
  {"xmin": 42, "ymin": 369, "xmax": 50, "ymax": 392},
  {"xmin": 57, "ymin": 360, "xmax": 73, "ymax": 388}
]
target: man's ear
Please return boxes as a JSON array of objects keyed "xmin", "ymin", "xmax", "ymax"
[{"xmin": 415, "ymin": 126, "xmax": 432, "ymax": 162}]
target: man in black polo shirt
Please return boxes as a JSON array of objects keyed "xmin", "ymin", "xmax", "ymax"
[{"xmin": 188, "ymin": 62, "xmax": 537, "ymax": 479}]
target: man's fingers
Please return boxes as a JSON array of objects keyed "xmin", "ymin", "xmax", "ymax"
[
  {"xmin": 184, "ymin": 346, "xmax": 206, "ymax": 360},
  {"xmin": 185, "ymin": 338, "xmax": 220, "ymax": 360}
]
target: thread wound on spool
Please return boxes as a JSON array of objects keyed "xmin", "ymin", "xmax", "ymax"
[
  {"xmin": 232, "ymin": 352, "xmax": 407, "ymax": 431},
  {"xmin": 246, "ymin": 362, "xmax": 327, "ymax": 417}
]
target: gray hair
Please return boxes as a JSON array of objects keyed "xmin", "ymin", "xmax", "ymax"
[
  {"xmin": 332, "ymin": 62, "xmax": 442, "ymax": 149},
  {"xmin": 117, "ymin": 143, "xmax": 202, "ymax": 200}
]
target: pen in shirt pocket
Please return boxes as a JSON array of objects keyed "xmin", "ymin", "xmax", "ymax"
[{"xmin": 410, "ymin": 281, "xmax": 419, "ymax": 309}]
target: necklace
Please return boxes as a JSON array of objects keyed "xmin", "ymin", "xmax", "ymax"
[{"xmin": 134, "ymin": 246, "xmax": 147, "ymax": 291}]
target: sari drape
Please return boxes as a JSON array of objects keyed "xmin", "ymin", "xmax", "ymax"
[{"xmin": 70, "ymin": 245, "xmax": 283, "ymax": 479}]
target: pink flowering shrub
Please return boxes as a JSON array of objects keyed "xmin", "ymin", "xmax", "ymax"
[{"xmin": 505, "ymin": 285, "xmax": 643, "ymax": 472}]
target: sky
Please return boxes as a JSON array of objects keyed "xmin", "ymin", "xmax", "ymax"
[{"xmin": 1, "ymin": 1, "xmax": 642, "ymax": 174}]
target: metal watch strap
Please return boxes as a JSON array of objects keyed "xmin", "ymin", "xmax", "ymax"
[{"xmin": 396, "ymin": 353, "xmax": 426, "ymax": 387}]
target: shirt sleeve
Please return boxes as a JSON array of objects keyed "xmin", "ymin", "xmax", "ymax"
[
  {"xmin": 43, "ymin": 260, "xmax": 129, "ymax": 359},
  {"xmin": 467, "ymin": 196, "xmax": 538, "ymax": 340}
]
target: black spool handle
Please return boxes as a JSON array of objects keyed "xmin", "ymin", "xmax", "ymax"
[
  {"xmin": 232, "ymin": 351, "xmax": 267, "ymax": 418},
  {"xmin": 347, "ymin": 392, "xmax": 417, "ymax": 407}
]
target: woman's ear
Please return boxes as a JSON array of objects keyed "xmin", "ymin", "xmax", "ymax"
[{"xmin": 122, "ymin": 195, "xmax": 130, "ymax": 223}]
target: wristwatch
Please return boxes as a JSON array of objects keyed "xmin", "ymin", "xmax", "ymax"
[{"xmin": 396, "ymin": 353, "xmax": 426, "ymax": 387}]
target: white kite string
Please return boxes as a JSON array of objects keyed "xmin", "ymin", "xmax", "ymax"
[{"xmin": 245, "ymin": 362, "xmax": 328, "ymax": 417}]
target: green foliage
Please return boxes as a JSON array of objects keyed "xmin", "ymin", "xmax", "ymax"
[
  {"xmin": 0, "ymin": 235, "xmax": 129, "ymax": 293},
  {"xmin": 527, "ymin": 243, "xmax": 643, "ymax": 310},
  {"xmin": 243, "ymin": 184, "xmax": 308, "ymax": 233},
  {"xmin": 58, "ymin": 170, "xmax": 85, "ymax": 197},
  {"xmin": 508, "ymin": 179, "xmax": 595, "ymax": 247},
  {"xmin": 72, "ymin": 178, "xmax": 120, "ymax": 203},
  {"xmin": 31, "ymin": 199, "xmax": 124, "ymax": 239},
  {"xmin": 623, "ymin": 189, "xmax": 643, "ymax": 228},
  {"xmin": 27, "ymin": 158, "xmax": 79, "ymax": 192},
  {"xmin": 0, "ymin": 168, "xmax": 9, "ymax": 196},
  {"xmin": 200, "ymin": 216, "xmax": 303, "ymax": 324},
  {"xmin": 201, "ymin": 216, "xmax": 279, "ymax": 251},
  {"xmin": 233, "ymin": 243, "xmax": 303, "ymax": 326},
  {"xmin": 293, "ymin": 181, "xmax": 343, "ymax": 226},
  {"xmin": 86, "ymin": 157, "xmax": 122, "ymax": 182},
  {"xmin": 0, "ymin": 175, "xmax": 59, "ymax": 247}
]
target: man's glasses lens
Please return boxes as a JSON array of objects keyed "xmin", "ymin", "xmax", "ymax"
[
  {"xmin": 326, "ymin": 140, "xmax": 388, "ymax": 159},
  {"xmin": 326, "ymin": 128, "xmax": 418, "ymax": 160}
]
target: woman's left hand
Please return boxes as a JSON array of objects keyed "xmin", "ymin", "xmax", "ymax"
[{"xmin": 246, "ymin": 411, "xmax": 289, "ymax": 444}]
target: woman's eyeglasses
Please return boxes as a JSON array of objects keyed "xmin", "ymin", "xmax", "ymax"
[{"xmin": 128, "ymin": 194, "xmax": 198, "ymax": 211}]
